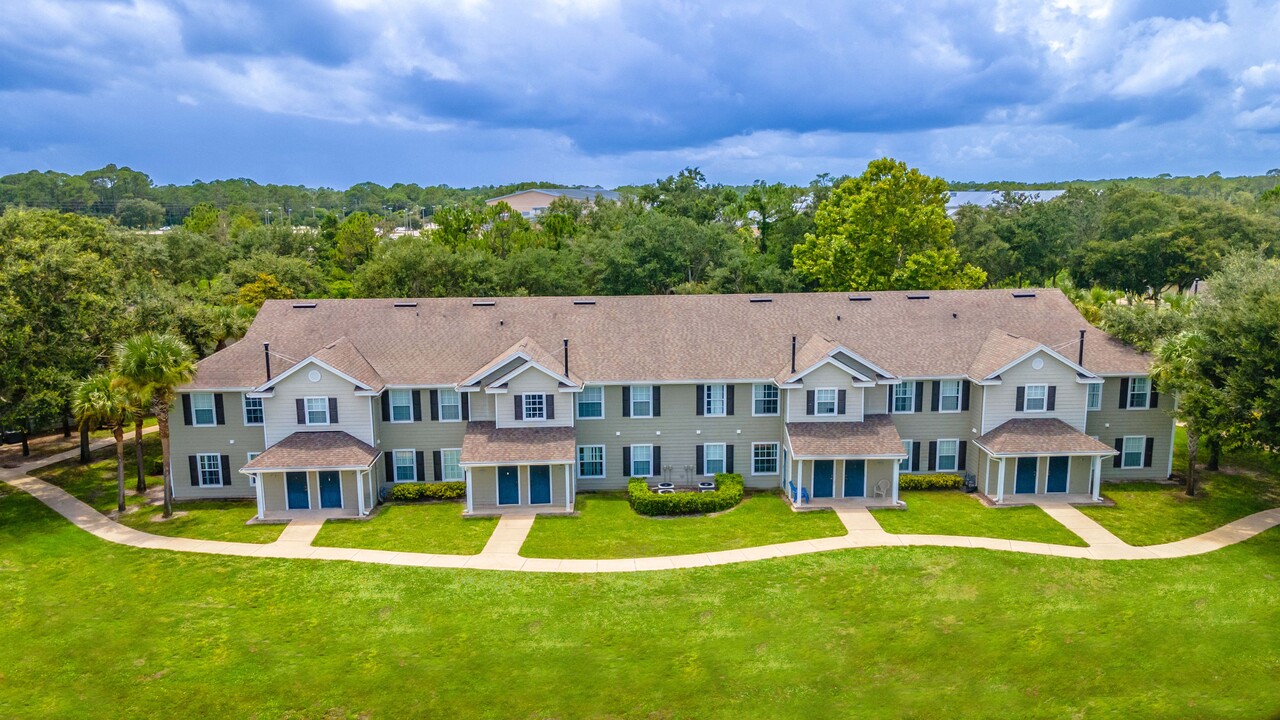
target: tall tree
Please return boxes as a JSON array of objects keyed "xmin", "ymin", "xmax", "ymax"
[{"xmin": 72, "ymin": 373, "xmax": 137, "ymax": 512}]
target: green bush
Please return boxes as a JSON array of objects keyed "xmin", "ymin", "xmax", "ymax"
[
  {"xmin": 387, "ymin": 481, "xmax": 467, "ymax": 502},
  {"xmin": 897, "ymin": 473, "xmax": 964, "ymax": 491},
  {"xmin": 627, "ymin": 474, "xmax": 745, "ymax": 516}
]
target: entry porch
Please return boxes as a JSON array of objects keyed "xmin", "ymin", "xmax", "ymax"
[
  {"xmin": 783, "ymin": 417, "xmax": 908, "ymax": 509},
  {"xmin": 460, "ymin": 421, "xmax": 577, "ymax": 516},
  {"xmin": 974, "ymin": 418, "xmax": 1118, "ymax": 505},
  {"xmin": 242, "ymin": 431, "xmax": 379, "ymax": 520}
]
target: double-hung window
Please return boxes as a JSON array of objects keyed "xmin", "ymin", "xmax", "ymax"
[
  {"xmin": 752, "ymin": 384, "xmax": 779, "ymax": 416},
  {"xmin": 440, "ymin": 448, "xmax": 463, "ymax": 481},
  {"xmin": 939, "ymin": 380, "xmax": 962, "ymax": 412},
  {"xmin": 704, "ymin": 443, "xmax": 726, "ymax": 475},
  {"xmin": 197, "ymin": 453, "xmax": 222, "ymax": 486},
  {"xmin": 752, "ymin": 442, "xmax": 779, "ymax": 475},
  {"xmin": 704, "ymin": 384, "xmax": 726, "ymax": 416},
  {"xmin": 577, "ymin": 386, "xmax": 603, "ymax": 419},
  {"xmin": 936, "ymin": 439, "xmax": 959, "ymax": 472},
  {"xmin": 304, "ymin": 397, "xmax": 330, "ymax": 425},
  {"xmin": 1128, "ymin": 378, "xmax": 1150, "ymax": 409},
  {"xmin": 523, "ymin": 393, "xmax": 546, "ymax": 421},
  {"xmin": 242, "ymin": 396, "xmax": 264, "ymax": 425},
  {"xmin": 191, "ymin": 393, "xmax": 216, "ymax": 426},
  {"xmin": 630, "ymin": 444, "xmax": 653, "ymax": 477},
  {"xmin": 438, "ymin": 389, "xmax": 462, "ymax": 421},
  {"xmin": 815, "ymin": 388, "xmax": 838, "ymax": 416},
  {"xmin": 577, "ymin": 445, "xmax": 605, "ymax": 478},
  {"xmin": 893, "ymin": 383, "xmax": 915, "ymax": 413},
  {"xmin": 393, "ymin": 449, "xmax": 417, "ymax": 482},
  {"xmin": 1023, "ymin": 384, "xmax": 1048, "ymax": 412},
  {"xmin": 1122, "ymin": 436, "xmax": 1145, "ymax": 469},
  {"xmin": 246, "ymin": 452, "xmax": 260, "ymax": 486},
  {"xmin": 1087, "ymin": 383, "xmax": 1102, "ymax": 411},
  {"xmin": 899, "ymin": 440, "xmax": 914, "ymax": 472},
  {"xmin": 389, "ymin": 389, "xmax": 413, "ymax": 422},
  {"xmin": 630, "ymin": 385, "xmax": 653, "ymax": 418}
]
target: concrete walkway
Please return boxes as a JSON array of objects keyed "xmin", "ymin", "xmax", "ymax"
[{"xmin": 4, "ymin": 437, "xmax": 1280, "ymax": 572}]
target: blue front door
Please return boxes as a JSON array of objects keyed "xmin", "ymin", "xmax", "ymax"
[
  {"xmin": 529, "ymin": 465, "xmax": 551, "ymax": 505},
  {"xmin": 286, "ymin": 471, "xmax": 309, "ymax": 510},
  {"xmin": 1047, "ymin": 456, "xmax": 1069, "ymax": 493},
  {"xmin": 812, "ymin": 460, "xmax": 834, "ymax": 498},
  {"xmin": 843, "ymin": 460, "xmax": 866, "ymax": 497},
  {"xmin": 1015, "ymin": 457, "xmax": 1038, "ymax": 494},
  {"xmin": 498, "ymin": 466, "xmax": 520, "ymax": 505},
  {"xmin": 319, "ymin": 470, "xmax": 342, "ymax": 508}
]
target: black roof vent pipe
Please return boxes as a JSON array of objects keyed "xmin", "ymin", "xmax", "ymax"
[
  {"xmin": 791, "ymin": 335, "xmax": 797, "ymax": 374},
  {"xmin": 1078, "ymin": 329, "xmax": 1086, "ymax": 366},
  {"xmin": 263, "ymin": 342, "xmax": 272, "ymax": 381}
]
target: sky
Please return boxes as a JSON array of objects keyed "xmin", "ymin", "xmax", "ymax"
[{"xmin": 1, "ymin": 0, "xmax": 1279, "ymax": 188}]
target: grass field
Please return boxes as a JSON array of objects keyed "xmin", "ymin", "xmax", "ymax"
[
  {"xmin": 313, "ymin": 503, "xmax": 498, "ymax": 555},
  {"xmin": 520, "ymin": 491, "xmax": 847, "ymax": 559},
  {"xmin": 871, "ymin": 490, "xmax": 1088, "ymax": 546}
]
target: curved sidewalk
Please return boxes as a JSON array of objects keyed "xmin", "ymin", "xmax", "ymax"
[{"xmin": 4, "ymin": 439, "xmax": 1279, "ymax": 573}]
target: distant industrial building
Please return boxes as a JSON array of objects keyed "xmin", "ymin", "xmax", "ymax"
[
  {"xmin": 486, "ymin": 187, "xmax": 622, "ymax": 219},
  {"xmin": 947, "ymin": 190, "xmax": 1066, "ymax": 215}
]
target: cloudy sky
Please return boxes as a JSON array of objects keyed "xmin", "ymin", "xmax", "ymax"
[{"xmin": 2, "ymin": 0, "xmax": 1279, "ymax": 188}]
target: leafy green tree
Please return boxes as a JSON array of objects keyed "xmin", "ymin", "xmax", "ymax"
[
  {"xmin": 335, "ymin": 211, "xmax": 377, "ymax": 271},
  {"xmin": 115, "ymin": 198, "xmax": 166, "ymax": 229},
  {"xmin": 354, "ymin": 237, "xmax": 497, "ymax": 297},
  {"xmin": 1099, "ymin": 301, "xmax": 1189, "ymax": 352},
  {"xmin": 1152, "ymin": 330, "xmax": 1223, "ymax": 496},
  {"xmin": 72, "ymin": 373, "xmax": 137, "ymax": 512},
  {"xmin": 237, "ymin": 274, "xmax": 295, "ymax": 308},
  {"xmin": 225, "ymin": 253, "xmax": 326, "ymax": 300},
  {"xmin": 183, "ymin": 202, "xmax": 222, "ymax": 235}
]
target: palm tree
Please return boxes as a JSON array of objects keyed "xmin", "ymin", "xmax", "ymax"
[
  {"xmin": 127, "ymin": 388, "xmax": 149, "ymax": 494},
  {"xmin": 113, "ymin": 333, "xmax": 196, "ymax": 518},
  {"xmin": 72, "ymin": 373, "xmax": 137, "ymax": 513},
  {"xmin": 1153, "ymin": 330, "xmax": 1220, "ymax": 497}
]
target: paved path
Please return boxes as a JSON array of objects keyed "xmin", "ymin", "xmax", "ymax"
[{"xmin": 4, "ymin": 439, "xmax": 1280, "ymax": 573}]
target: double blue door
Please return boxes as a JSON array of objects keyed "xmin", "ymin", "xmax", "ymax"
[
  {"xmin": 843, "ymin": 460, "xmax": 866, "ymax": 497},
  {"xmin": 498, "ymin": 466, "xmax": 520, "ymax": 505},
  {"xmin": 529, "ymin": 465, "xmax": 551, "ymax": 505},
  {"xmin": 1015, "ymin": 457, "xmax": 1038, "ymax": 494},
  {"xmin": 1046, "ymin": 456, "xmax": 1069, "ymax": 493},
  {"xmin": 812, "ymin": 460, "xmax": 834, "ymax": 498},
  {"xmin": 286, "ymin": 471, "xmax": 309, "ymax": 510},
  {"xmin": 319, "ymin": 470, "xmax": 342, "ymax": 509}
]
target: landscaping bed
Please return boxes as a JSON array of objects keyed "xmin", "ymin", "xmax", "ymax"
[
  {"xmin": 312, "ymin": 502, "xmax": 497, "ymax": 555},
  {"xmin": 871, "ymin": 490, "xmax": 1088, "ymax": 546}
]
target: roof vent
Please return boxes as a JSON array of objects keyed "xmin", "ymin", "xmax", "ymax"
[
  {"xmin": 393, "ymin": 301, "xmax": 418, "ymax": 308},
  {"xmin": 1012, "ymin": 291, "xmax": 1037, "ymax": 298},
  {"xmin": 471, "ymin": 300, "xmax": 496, "ymax": 307},
  {"xmin": 848, "ymin": 296, "xmax": 872, "ymax": 302},
  {"xmin": 906, "ymin": 294, "xmax": 930, "ymax": 300},
  {"xmin": 572, "ymin": 299, "xmax": 596, "ymax": 306},
  {"xmin": 291, "ymin": 302, "xmax": 316, "ymax": 309},
  {"xmin": 749, "ymin": 297, "xmax": 772, "ymax": 303}
]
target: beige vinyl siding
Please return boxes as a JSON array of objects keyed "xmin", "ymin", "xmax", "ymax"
[
  {"xmin": 170, "ymin": 391, "xmax": 263, "ymax": 500},
  {"xmin": 259, "ymin": 470, "xmax": 360, "ymax": 516},
  {"xmin": 489, "ymin": 190, "xmax": 559, "ymax": 217},
  {"xmin": 864, "ymin": 384, "xmax": 889, "ymax": 416},
  {"xmin": 573, "ymin": 383, "xmax": 785, "ymax": 491},
  {"xmin": 493, "ymin": 369, "xmax": 574, "ymax": 429},
  {"xmin": 1087, "ymin": 377, "xmax": 1175, "ymax": 481},
  {"xmin": 469, "ymin": 466, "xmax": 498, "ymax": 508},
  {"xmin": 263, "ymin": 365, "xmax": 373, "ymax": 446},
  {"xmin": 889, "ymin": 383, "xmax": 975, "ymax": 473},
  {"xmin": 784, "ymin": 364, "xmax": 865, "ymax": 422},
  {"xmin": 980, "ymin": 351, "xmax": 1088, "ymax": 434},
  {"xmin": 466, "ymin": 392, "xmax": 495, "ymax": 421},
  {"xmin": 374, "ymin": 394, "xmax": 467, "ymax": 485}
]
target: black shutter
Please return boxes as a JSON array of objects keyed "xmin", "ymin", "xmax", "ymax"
[
  {"xmin": 961, "ymin": 381, "xmax": 971, "ymax": 411},
  {"xmin": 652, "ymin": 386, "xmax": 661, "ymax": 417},
  {"xmin": 1113, "ymin": 439, "xmax": 1123, "ymax": 468},
  {"xmin": 806, "ymin": 390, "xmax": 815, "ymax": 416},
  {"xmin": 622, "ymin": 386, "xmax": 631, "ymax": 417},
  {"xmin": 182, "ymin": 394, "xmax": 193, "ymax": 426},
  {"xmin": 1150, "ymin": 381, "xmax": 1159, "ymax": 409},
  {"xmin": 412, "ymin": 390, "xmax": 423, "ymax": 422},
  {"xmin": 1119, "ymin": 378, "xmax": 1130, "ymax": 409},
  {"xmin": 930, "ymin": 381, "xmax": 940, "ymax": 412},
  {"xmin": 385, "ymin": 451, "xmax": 394, "ymax": 481},
  {"xmin": 429, "ymin": 389, "xmax": 440, "ymax": 421},
  {"xmin": 957, "ymin": 441, "xmax": 967, "ymax": 471},
  {"xmin": 726, "ymin": 385, "xmax": 735, "ymax": 416},
  {"xmin": 887, "ymin": 388, "xmax": 894, "ymax": 414},
  {"xmin": 928, "ymin": 441, "xmax": 938, "ymax": 472},
  {"xmin": 328, "ymin": 397, "xmax": 339, "ymax": 423},
  {"xmin": 911, "ymin": 442, "xmax": 921, "ymax": 472},
  {"xmin": 726, "ymin": 444, "xmax": 734, "ymax": 474},
  {"xmin": 695, "ymin": 385, "xmax": 704, "ymax": 416},
  {"xmin": 432, "ymin": 451, "xmax": 443, "ymax": 482},
  {"xmin": 461, "ymin": 392, "xmax": 470, "ymax": 420},
  {"xmin": 1144, "ymin": 437, "xmax": 1154, "ymax": 468},
  {"xmin": 514, "ymin": 395, "xmax": 523, "ymax": 421},
  {"xmin": 296, "ymin": 398, "xmax": 306, "ymax": 424},
  {"xmin": 214, "ymin": 394, "xmax": 225, "ymax": 425},
  {"xmin": 623, "ymin": 446, "xmax": 631, "ymax": 476},
  {"xmin": 220, "ymin": 455, "xmax": 231, "ymax": 485},
  {"xmin": 188, "ymin": 455, "xmax": 198, "ymax": 486},
  {"xmin": 1046, "ymin": 386, "xmax": 1057, "ymax": 412},
  {"xmin": 914, "ymin": 382, "xmax": 924, "ymax": 413},
  {"xmin": 1016, "ymin": 386, "xmax": 1026, "ymax": 412},
  {"xmin": 546, "ymin": 396, "xmax": 555, "ymax": 420},
  {"xmin": 415, "ymin": 451, "xmax": 426, "ymax": 482},
  {"xmin": 381, "ymin": 391, "xmax": 392, "ymax": 422},
  {"xmin": 696, "ymin": 444, "xmax": 705, "ymax": 475},
  {"xmin": 837, "ymin": 389, "xmax": 847, "ymax": 415},
  {"xmin": 653, "ymin": 446, "xmax": 661, "ymax": 476}
]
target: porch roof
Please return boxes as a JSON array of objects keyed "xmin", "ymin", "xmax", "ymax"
[
  {"xmin": 975, "ymin": 418, "xmax": 1118, "ymax": 457},
  {"xmin": 459, "ymin": 421, "xmax": 576, "ymax": 465},
  {"xmin": 242, "ymin": 431, "xmax": 379, "ymax": 472},
  {"xmin": 785, "ymin": 416, "xmax": 906, "ymax": 459}
]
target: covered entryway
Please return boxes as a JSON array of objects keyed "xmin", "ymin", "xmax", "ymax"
[
  {"xmin": 460, "ymin": 421, "xmax": 576, "ymax": 515},
  {"xmin": 498, "ymin": 466, "xmax": 520, "ymax": 506},
  {"xmin": 843, "ymin": 459, "xmax": 866, "ymax": 497},
  {"xmin": 1046, "ymin": 456, "xmax": 1070, "ymax": 493},
  {"xmin": 243, "ymin": 431, "xmax": 379, "ymax": 520},
  {"xmin": 1015, "ymin": 457, "xmax": 1038, "ymax": 494},
  {"xmin": 975, "ymin": 419, "xmax": 1118, "ymax": 505},
  {"xmin": 782, "ymin": 417, "xmax": 907, "ymax": 508},
  {"xmin": 812, "ymin": 460, "xmax": 835, "ymax": 498},
  {"xmin": 529, "ymin": 465, "xmax": 552, "ymax": 505},
  {"xmin": 318, "ymin": 470, "xmax": 342, "ymax": 508},
  {"xmin": 286, "ymin": 472, "xmax": 309, "ymax": 510}
]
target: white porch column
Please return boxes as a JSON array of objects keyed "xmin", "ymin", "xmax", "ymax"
[
  {"xmin": 254, "ymin": 472, "xmax": 265, "ymax": 520},
  {"xmin": 464, "ymin": 467, "xmax": 474, "ymax": 514},
  {"xmin": 891, "ymin": 459, "xmax": 900, "ymax": 505},
  {"xmin": 797, "ymin": 460, "xmax": 805, "ymax": 505},
  {"xmin": 1091, "ymin": 455, "xmax": 1102, "ymax": 501},
  {"xmin": 564, "ymin": 463, "xmax": 572, "ymax": 511},
  {"xmin": 996, "ymin": 457, "xmax": 1006, "ymax": 504},
  {"xmin": 356, "ymin": 469, "xmax": 367, "ymax": 516}
]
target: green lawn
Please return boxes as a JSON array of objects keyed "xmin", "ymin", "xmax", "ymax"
[
  {"xmin": 1081, "ymin": 427, "xmax": 1280, "ymax": 546},
  {"xmin": 520, "ymin": 491, "xmax": 847, "ymax": 559},
  {"xmin": 871, "ymin": 491, "xmax": 1088, "ymax": 546},
  {"xmin": 313, "ymin": 503, "xmax": 497, "ymax": 555}
]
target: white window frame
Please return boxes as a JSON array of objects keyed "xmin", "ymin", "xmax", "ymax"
[
  {"xmin": 630, "ymin": 444, "xmax": 653, "ymax": 478},
  {"xmin": 752, "ymin": 442, "xmax": 779, "ymax": 476},
  {"xmin": 304, "ymin": 397, "xmax": 330, "ymax": 425},
  {"xmin": 752, "ymin": 384, "xmax": 779, "ymax": 416},
  {"xmin": 704, "ymin": 384, "xmax": 727, "ymax": 417},
  {"xmin": 814, "ymin": 388, "xmax": 838, "ymax": 416},
  {"xmin": 1128, "ymin": 377, "xmax": 1150, "ymax": 410},
  {"xmin": 438, "ymin": 388, "xmax": 462, "ymax": 422},
  {"xmin": 441, "ymin": 448, "xmax": 463, "ymax": 481},
  {"xmin": 899, "ymin": 440, "xmax": 913, "ymax": 473},
  {"xmin": 392, "ymin": 449, "xmax": 418, "ymax": 482},
  {"xmin": 246, "ymin": 452, "xmax": 260, "ymax": 486},
  {"xmin": 1122, "ymin": 435, "xmax": 1145, "ymax": 469},
  {"xmin": 939, "ymin": 380, "xmax": 962, "ymax": 413},
  {"xmin": 191, "ymin": 392, "xmax": 217, "ymax": 427},
  {"xmin": 388, "ymin": 389, "xmax": 414, "ymax": 423},
  {"xmin": 936, "ymin": 439, "xmax": 959, "ymax": 472},
  {"xmin": 630, "ymin": 385, "xmax": 653, "ymax": 418},
  {"xmin": 577, "ymin": 445, "xmax": 605, "ymax": 479},
  {"xmin": 196, "ymin": 453, "xmax": 222, "ymax": 486},
  {"xmin": 704, "ymin": 442, "xmax": 726, "ymax": 476},
  {"xmin": 1023, "ymin": 384, "xmax": 1048, "ymax": 413},
  {"xmin": 242, "ymin": 395, "xmax": 264, "ymax": 426},
  {"xmin": 893, "ymin": 383, "xmax": 915, "ymax": 414},
  {"xmin": 576, "ymin": 386, "xmax": 604, "ymax": 420},
  {"xmin": 523, "ymin": 393, "xmax": 546, "ymax": 421},
  {"xmin": 1087, "ymin": 383, "xmax": 1102, "ymax": 411}
]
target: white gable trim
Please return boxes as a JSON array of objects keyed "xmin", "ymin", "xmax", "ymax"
[
  {"xmin": 486, "ymin": 356, "xmax": 578, "ymax": 390},
  {"xmin": 784, "ymin": 356, "xmax": 875, "ymax": 385},
  {"xmin": 829, "ymin": 347, "xmax": 894, "ymax": 380},
  {"xmin": 981, "ymin": 345, "xmax": 1097, "ymax": 381},
  {"xmin": 255, "ymin": 356, "xmax": 375, "ymax": 393}
]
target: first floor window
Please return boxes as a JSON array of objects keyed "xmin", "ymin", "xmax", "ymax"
[
  {"xmin": 753, "ymin": 384, "xmax": 779, "ymax": 415},
  {"xmin": 899, "ymin": 440, "xmax": 913, "ymax": 472},
  {"xmin": 704, "ymin": 443, "xmax": 726, "ymax": 475},
  {"xmin": 704, "ymin": 384, "xmax": 726, "ymax": 416},
  {"xmin": 439, "ymin": 388, "xmax": 462, "ymax": 421},
  {"xmin": 1087, "ymin": 382, "xmax": 1102, "ymax": 411},
  {"xmin": 815, "ymin": 388, "xmax": 837, "ymax": 415},
  {"xmin": 197, "ymin": 453, "xmax": 222, "ymax": 486},
  {"xmin": 937, "ymin": 439, "xmax": 959, "ymax": 472},
  {"xmin": 753, "ymin": 443, "xmax": 779, "ymax": 475},
  {"xmin": 523, "ymin": 393, "xmax": 546, "ymax": 421},
  {"xmin": 1122, "ymin": 436, "xmax": 1145, "ymax": 469},
  {"xmin": 389, "ymin": 389, "xmax": 413, "ymax": 422},
  {"xmin": 630, "ymin": 385, "xmax": 653, "ymax": 417},
  {"xmin": 1024, "ymin": 384, "xmax": 1047, "ymax": 412},
  {"xmin": 1128, "ymin": 377, "xmax": 1150, "ymax": 409},
  {"xmin": 577, "ymin": 386, "xmax": 603, "ymax": 419},
  {"xmin": 305, "ymin": 397, "xmax": 330, "ymax": 425},
  {"xmin": 243, "ymin": 396, "xmax": 264, "ymax": 425},
  {"xmin": 893, "ymin": 383, "xmax": 914, "ymax": 413},
  {"xmin": 631, "ymin": 444, "xmax": 653, "ymax": 477},
  {"xmin": 578, "ymin": 445, "xmax": 605, "ymax": 478},
  {"xmin": 441, "ymin": 448, "xmax": 463, "ymax": 481},
  {"xmin": 192, "ymin": 393, "xmax": 216, "ymax": 426},
  {"xmin": 939, "ymin": 380, "xmax": 962, "ymax": 412},
  {"xmin": 246, "ymin": 452, "xmax": 260, "ymax": 486},
  {"xmin": 394, "ymin": 449, "xmax": 417, "ymax": 481}
]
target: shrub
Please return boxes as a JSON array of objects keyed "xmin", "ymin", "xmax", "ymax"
[
  {"xmin": 387, "ymin": 481, "xmax": 467, "ymax": 502},
  {"xmin": 898, "ymin": 473, "xmax": 964, "ymax": 491},
  {"xmin": 627, "ymin": 474, "xmax": 745, "ymax": 516}
]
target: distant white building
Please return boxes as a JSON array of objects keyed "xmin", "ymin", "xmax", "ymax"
[
  {"xmin": 947, "ymin": 190, "xmax": 1066, "ymax": 215},
  {"xmin": 486, "ymin": 187, "xmax": 622, "ymax": 219}
]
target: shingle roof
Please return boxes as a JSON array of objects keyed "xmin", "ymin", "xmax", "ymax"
[
  {"xmin": 186, "ymin": 289, "xmax": 1150, "ymax": 390},
  {"xmin": 487, "ymin": 187, "xmax": 621, "ymax": 203},
  {"xmin": 459, "ymin": 421, "xmax": 577, "ymax": 465},
  {"xmin": 785, "ymin": 417, "xmax": 906, "ymax": 458},
  {"xmin": 242, "ymin": 431, "xmax": 379, "ymax": 471},
  {"xmin": 967, "ymin": 329, "xmax": 1045, "ymax": 380},
  {"xmin": 310, "ymin": 337, "xmax": 385, "ymax": 391},
  {"xmin": 460, "ymin": 336, "xmax": 580, "ymax": 388},
  {"xmin": 975, "ymin": 419, "xmax": 1118, "ymax": 456}
]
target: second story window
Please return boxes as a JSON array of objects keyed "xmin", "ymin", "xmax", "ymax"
[
  {"xmin": 577, "ymin": 386, "xmax": 603, "ymax": 419},
  {"xmin": 704, "ymin": 384, "xmax": 726, "ymax": 416},
  {"xmin": 389, "ymin": 389, "xmax": 413, "ymax": 422},
  {"xmin": 630, "ymin": 385, "xmax": 653, "ymax": 417},
  {"xmin": 305, "ymin": 397, "xmax": 330, "ymax": 425},
  {"xmin": 752, "ymin": 384, "xmax": 778, "ymax": 415},
  {"xmin": 939, "ymin": 380, "xmax": 962, "ymax": 412},
  {"xmin": 438, "ymin": 389, "xmax": 462, "ymax": 421},
  {"xmin": 1087, "ymin": 383, "xmax": 1102, "ymax": 411},
  {"xmin": 523, "ymin": 393, "xmax": 546, "ymax": 421},
  {"xmin": 1023, "ymin": 384, "xmax": 1048, "ymax": 412},
  {"xmin": 1128, "ymin": 377, "xmax": 1150, "ymax": 409},
  {"xmin": 815, "ymin": 388, "xmax": 838, "ymax": 415},
  {"xmin": 893, "ymin": 383, "xmax": 915, "ymax": 413},
  {"xmin": 242, "ymin": 396, "xmax": 264, "ymax": 425},
  {"xmin": 191, "ymin": 393, "xmax": 216, "ymax": 426}
]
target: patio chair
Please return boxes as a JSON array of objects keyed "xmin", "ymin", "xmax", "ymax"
[{"xmin": 872, "ymin": 479, "xmax": 889, "ymax": 499}]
